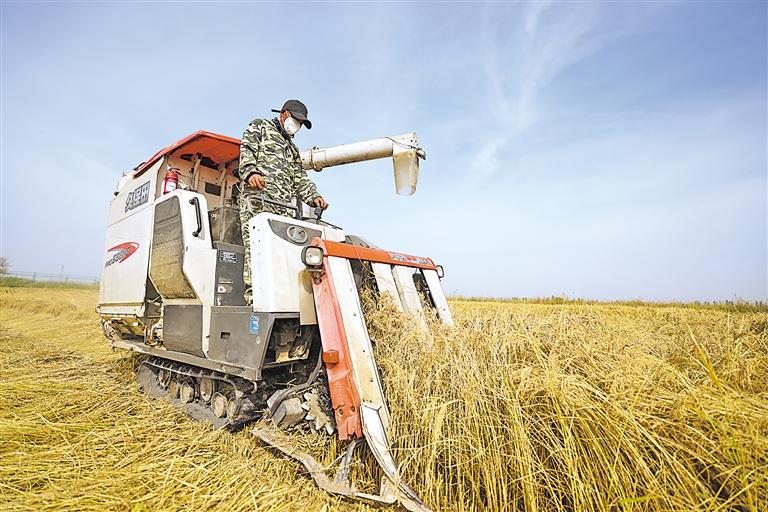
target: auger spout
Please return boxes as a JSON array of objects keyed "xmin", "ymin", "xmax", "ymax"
[{"xmin": 300, "ymin": 133, "xmax": 426, "ymax": 196}]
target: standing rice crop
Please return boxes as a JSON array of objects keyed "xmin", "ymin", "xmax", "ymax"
[{"xmin": 365, "ymin": 297, "xmax": 768, "ymax": 511}]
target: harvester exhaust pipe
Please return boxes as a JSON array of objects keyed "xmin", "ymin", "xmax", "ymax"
[{"xmin": 300, "ymin": 133, "xmax": 426, "ymax": 196}]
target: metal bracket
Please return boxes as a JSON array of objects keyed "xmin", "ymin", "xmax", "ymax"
[{"xmin": 251, "ymin": 421, "xmax": 425, "ymax": 509}]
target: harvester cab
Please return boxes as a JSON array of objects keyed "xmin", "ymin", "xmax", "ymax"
[{"xmin": 97, "ymin": 129, "xmax": 452, "ymax": 511}]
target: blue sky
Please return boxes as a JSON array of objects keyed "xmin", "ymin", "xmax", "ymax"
[{"xmin": 1, "ymin": 1, "xmax": 765, "ymax": 301}]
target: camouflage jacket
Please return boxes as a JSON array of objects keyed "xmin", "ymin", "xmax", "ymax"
[{"xmin": 238, "ymin": 118, "xmax": 320, "ymax": 207}]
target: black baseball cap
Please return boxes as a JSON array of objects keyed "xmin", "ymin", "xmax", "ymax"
[{"xmin": 272, "ymin": 99, "xmax": 312, "ymax": 129}]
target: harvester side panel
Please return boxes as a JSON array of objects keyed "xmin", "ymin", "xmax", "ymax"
[
  {"xmin": 207, "ymin": 308, "xmax": 273, "ymax": 375},
  {"xmin": 99, "ymin": 159, "xmax": 163, "ymax": 313},
  {"xmin": 163, "ymin": 304, "xmax": 204, "ymax": 357},
  {"xmin": 149, "ymin": 196, "xmax": 196, "ymax": 299},
  {"xmin": 150, "ymin": 190, "xmax": 217, "ymax": 354},
  {"xmin": 249, "ymin": 213, "xmax": 345, "ymax": 315}
]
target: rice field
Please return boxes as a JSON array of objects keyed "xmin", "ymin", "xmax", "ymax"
[{"xmin": 1, "ymin": 285, "xmax": 766, "ymax": 511}]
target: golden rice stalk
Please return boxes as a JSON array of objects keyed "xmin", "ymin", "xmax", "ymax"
[{"xmin": 1, "ymin": 287, "xmax": 766, "ymax": 511}]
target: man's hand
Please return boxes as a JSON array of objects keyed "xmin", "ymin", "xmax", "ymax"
[
  {"xmin": 247, "ymin": 174, "xmax": 266, "ymax": 190},
  {"xmin": 313, "ymin": 196, "xmax": 329, "ymax": 210}
]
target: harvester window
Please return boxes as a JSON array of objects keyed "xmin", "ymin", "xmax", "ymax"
[
  {"xmin": 204, "ymin": 182, "xmax": 222, "ymax": 196},
  {"xmin": 160, "ymin": 155, "xmax": 239, "ymax": 210},
  {"xmin": 180, "ymin": 153, "xmax": 218, "ymax": 168}
]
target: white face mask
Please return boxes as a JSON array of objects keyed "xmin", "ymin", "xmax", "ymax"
[{"xmin": 283, "ymin": 116, "xmax": 302, "ymax": 136}]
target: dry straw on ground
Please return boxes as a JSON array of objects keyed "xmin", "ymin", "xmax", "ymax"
[{"xmin": 1, "ymin": 286, "xmax": 766, "ymax": 511}]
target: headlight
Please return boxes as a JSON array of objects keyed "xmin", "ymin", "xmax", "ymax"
[
  {"xmin": 301, "ymin": 246, "xmax": 324, "ymax": 267},
  {"xmin": 436, "ymin": 265, "xmax": 445, "ymax": 279}
]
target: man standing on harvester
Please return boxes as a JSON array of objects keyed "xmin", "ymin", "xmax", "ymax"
[{"xmin": 238, "ymin": 99, "xmax": 330, "ymax": 305}]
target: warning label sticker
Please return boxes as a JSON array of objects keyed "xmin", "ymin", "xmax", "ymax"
[
  {"xmin": 249, "ymin": 315, "xmax": 260, "ymax": 336},
  {"xmin": 219, "ymin": 251, "xmax": 238, "ymax": 263}
]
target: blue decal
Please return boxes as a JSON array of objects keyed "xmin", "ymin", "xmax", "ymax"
[{"xmin": 249, "ymin": 315, "xmax": 260, "ymax": 335}]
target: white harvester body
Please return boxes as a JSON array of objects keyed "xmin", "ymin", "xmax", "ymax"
[{"xmin": 97, "ymin": 130, "xmax": 451, "ymax": 511}]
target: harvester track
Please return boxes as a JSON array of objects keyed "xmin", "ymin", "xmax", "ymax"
[
  {"xmin": 136, "ymin": 355, "xmax": 334, "ymax": 433},
  {"xmin": 137, "ymin": 356, "xmax": 270, "ymax": 430}
]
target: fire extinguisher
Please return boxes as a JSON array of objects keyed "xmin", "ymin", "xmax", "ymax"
[{"xmin": 162, "ymin": 168, "xmax": 179, "ymax": 195}]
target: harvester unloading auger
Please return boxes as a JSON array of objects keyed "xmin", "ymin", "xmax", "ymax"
[{"xmin": 97, "ymin": 130, "xmax": 452, "ymax": 511}]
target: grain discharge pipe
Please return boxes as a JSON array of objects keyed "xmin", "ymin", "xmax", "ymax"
[{"xmin": 300, "ymin": 133, "xmax": 426, "ymax": 196}]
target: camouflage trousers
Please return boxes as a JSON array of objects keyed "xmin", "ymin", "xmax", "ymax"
[{"xmin": 239, "ymin": 191, "xmax": 292, "ymax": 305}]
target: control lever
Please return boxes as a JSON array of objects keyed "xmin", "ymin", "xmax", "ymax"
[
  {"xmin": 246, "ymin": 194, "xmax": 300, "ymax": 214},
  {"xmin": 246, "ymin": 193, "xmax": 325, "ymax": 223}
]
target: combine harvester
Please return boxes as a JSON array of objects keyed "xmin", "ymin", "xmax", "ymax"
[{"xmin": 97, "ymin": 130, "xmax": 452, "ymax": 511}]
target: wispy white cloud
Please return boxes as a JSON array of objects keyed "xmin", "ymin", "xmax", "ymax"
[
  {"xmin": 469, "ymin": 3, "xmax": 601, "ymax": 184},
  {"xmin": 524, "ymin": 0, "xmax": 551, "ymax": 37},
  {"xmin": 404, "ymin": 93, "xmax": 766, "ymax": 300}
]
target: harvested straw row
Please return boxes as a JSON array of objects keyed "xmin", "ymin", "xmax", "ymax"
[{"xmin": 0, "ymin": 288, "xmax": 367, "ymax": 512}]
